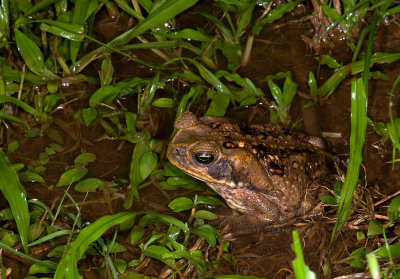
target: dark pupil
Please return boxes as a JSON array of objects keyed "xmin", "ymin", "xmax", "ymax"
[{"xmin": 194, "ymin": 152, "xmax": 214, "ymax": 164}]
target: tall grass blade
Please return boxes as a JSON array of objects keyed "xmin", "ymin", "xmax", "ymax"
[
  {"xmin": 332, "ymin": 13, "xmax": 378, "ymax": 240},
  {"xmin": 332, "ymin": 78, "xmax": 367, "ymax": 240},
  {"xmin": 54, "ymin": 212, "xmax": 138, "ymax": 278},
  {"xmin": 0, "ymin": 149, "xmax": 30, "ymax": 253}
]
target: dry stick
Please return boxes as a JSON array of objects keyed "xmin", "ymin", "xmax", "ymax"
[
  {"xmin": 131, "ymin": 0, "xmax": 142, "ymax": 16},
  {"xmin": 374, "ymin": 189, "xmax": 400, "ymax": 207},
  {"xmin": 137, "ymin": 35, "xmax": 171, "ymax": 61}
]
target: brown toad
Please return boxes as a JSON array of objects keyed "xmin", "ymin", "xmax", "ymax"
[{"xmin": 167, "ymin": 111, "xmax": 337, "ymax": 225}]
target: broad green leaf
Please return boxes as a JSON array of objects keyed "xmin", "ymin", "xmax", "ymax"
[
  {"xmin": 282, "ymin": 74, "xmax": 298, "ymax": 107},
  {"xmin": 7, "ymin": 141, "xmax": 19, "ymax": 153},
  {"xmin": 191, "ymin": 225, "xmax": 217, "ymax": 247},
  {"xmin": 89, "ymin": 86, "xmax": 120, "ymax": 107},
  {"xmin": 15, "ymin": 29, "xmax": 46, "ymax": 78},
  {"xmin": 0, "ymin": 149, "xmax": 29, "ymax": 253},
  {"xmin": 143, "ymin": 245, "xmax": 171, "ymax": 260},
  {"xmin": 74, "ymin": 153, "xmax": 96, "ymax": 166},
  {"xmin": 18, "ymin": 172, "xmax": 45, "ymax": 183},
  {"xmin": 308, "ymin": 72, "xmax": 317, "ymax": 103},
  {"xmin": 130, "ymin": 226, "xmax": 145, "ymax": 244},
  {"xmin": 81, "ymin": 108, "xmax": 98, "ymax": 126},
  {"xmin": 56, "ymin": 167, "xmax": 88, "ymax": 187},
  {"xmin": 74, "ymin": 178, "xmax": 104, "ymax": 192},
  {"xmin": 114, "ymin": 258, "xmax": 127, "ymax": 274},
  {"xmin": 139, "ymin": 151, "xmax": 158, "ymax": 180},
  {"xmin": 205, "ymin": 91, "xmax": 230, "ymax": 116},
  {"xmin": 100, "ymin": 56, "xmax": 114, "ymax": 87},
  {"xmin": 129, "ymin": 135, "xmax": 149, "ymax": 199},
  {"xmin": 152, "ymin": 98, "xmax": 175, "ymax": 108},
  {"xmin": 28, "ymin": 223, "xmax": 45, "ymax": 242},
  {"xmin": 193, "ymin": 210, "xmax": 217, "ymax": 220},
  {"xmin": 194, "ymin": 196, "xmax": 223, "ymax": 206},
  {"xmin": 168, "ymin": 197, "xmax": 194, "ymax": 212},
  {"xmin": 367, "ymin": 220, "xmax": 385, "ymax": 236}
]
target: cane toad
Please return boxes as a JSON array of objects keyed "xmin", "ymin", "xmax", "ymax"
[{"xmin": 167, "ymin": 111, "xmax": 337, "ymax": 225}]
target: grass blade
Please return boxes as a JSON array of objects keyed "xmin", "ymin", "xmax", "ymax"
[
  {"xmin": 54, "ymin": 212, "xmax": 138, "ymax": 278},
  {"xmin": 332, "ymin": 13, "xmax": 378, "ymax": 240},
  {"xmin": 0, "ymin": 149, "xmax": 30, "ymax": 253},
  {"xmin": 0, "ymin": 95, "xmax": 40, "ymax": 116},
  {"xmin": 332, "ymin": 78, "xmax": 367, "ymax": 240},
  {"xmin": 0, "ymin": 242, "xmax": 57, "ymax": 269},
  {"xmin": 108, "ymin": 0, "xmax": 198, "ymax": 47}
]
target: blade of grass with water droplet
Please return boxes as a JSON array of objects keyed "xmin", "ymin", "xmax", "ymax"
[
  {"xmin": 39, "ymin": 20, "xmax": 84, "ymax": 41},
  {"xmin": 0, "ymin": 149, "xmax": 30, "ymax": 253},
  {"xmin": 333, "ymin": 14, "xmax": 378, "ymax": 240}
]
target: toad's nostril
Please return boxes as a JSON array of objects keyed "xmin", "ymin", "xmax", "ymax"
[{"xmin": 173, "ymin": 146, "xmax": 185, "ymax": 156}]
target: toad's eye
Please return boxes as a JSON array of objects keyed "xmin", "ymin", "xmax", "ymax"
[{"xmin": 194, "ymin": 152, "xmax": 215, "ymax": 165}]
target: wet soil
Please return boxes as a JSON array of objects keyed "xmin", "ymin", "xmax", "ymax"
[{"xmin": 2, "ymin": 2, "xmax": 400, "ymax": 279}]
